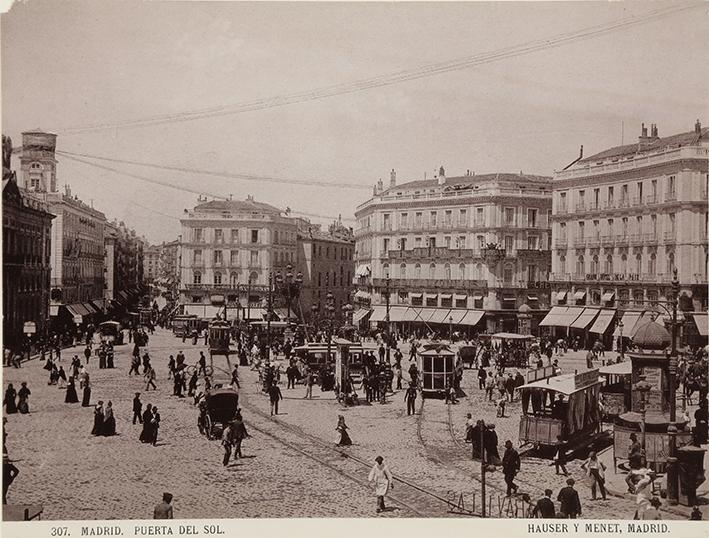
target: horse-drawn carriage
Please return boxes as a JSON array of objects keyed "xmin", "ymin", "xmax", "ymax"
[
  {"xmin": 98, "ymin": 321, "xmax": 124, "ymax": 345},
  {"xmin": 197, "ymin": 387, "xmax": 240, "ymax": 440}
]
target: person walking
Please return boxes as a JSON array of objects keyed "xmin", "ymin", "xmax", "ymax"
[
  {"xmin": 232, "ymin": 410, "xmax": 249, "ymax": 459},
  {"xmin": 3, "ymin": 455, "xmax": 19, "ymax": 505},
  {"xmin": 102, "ymin": 401, "xmax": 116, "ymax": 436},
  {"xmin": 129, "ymin": 355, "xmax": 141, "ymax": 376},
  {"xmin": 336, "ymin": 415, "xmax": 352, "ymax": 446},
  {"xmin": 221, "ymin": 421, "xmax": 234, "ymax": 466},
  {"xmin": 198, "ymin": 352, "xmax": 207, "ymax": 376},
  {"xmin": 142, "ymin": 353, "xmax": 152, "ymax": 375},
  {"xmin": 82, "ymin": 376, "xmax": 91, "ymax": 407},
  {"xmin": 133, "ymin": 393, "xmax": 143, "ymax": 424},
  {"xmin": 92, "ymin": 401, "xmax": 104, "ymax": 435},
  {"xmin": 153, "ymin": 492, "xmax": 173, "ymax": 519},
  {"xmin": 150, "ymin": 406, "xmax": 161, "ymax": 446},
  {"xmin": 502, "ymin": 440, "xmax": 520, "ymax": 496},
  {"xmin": 167, "ymin": 355, "xmax": 175, "ymax": 380},
  {"xmin": 554, "ymin": 436, "xmax": 569, "ymax": 476},
  {"xmin": 65, "ymin": 376, "xmax": 79, "ymax": 403},
  {"xmin": 532, "ymin": 489, "xmax": 556, "ymax": 518},
  {"xmin": 139, "ymin": 404, "xmax": 153, "ymax": 443},
  {"xmin": 145, "ymin": 365, "xmax": 157, "ymax": 391},
  {"xmin": 557, "ymin": 478, "xmax": 582, "ymax": 518},
  {"xmin": 4, "ymin": 384, "xmax": 17, "ymax": 415},
  {"xmin": 304, "ymin": 369, "xmax": 314, "ymax": 399},
  {"xmin": 478, "ymin": 366, "xmax": 487, "ymax": 390},
  {"xmin": 17, "ymin": 383, "xmax": 30, "ymax": 414},
  {"xmin": 188, "ymin": 371, "xmax": 198, "ymax": 397},
  {"xmin": 368, "ymin": 456, "xmax": 393, "ymax": 513},
  {"xmin": 269, "ymin": 382, "xmax": 283, "ymax": 416},
  {"xmin": 404, "ymin": 383, "xmax": 417, "ymax": 416},
  {"xmin": 581, "ymin": 451, "xmax": 607, "ymax": 500}
]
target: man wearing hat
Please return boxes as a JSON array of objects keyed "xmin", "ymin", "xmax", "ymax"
[
  {"xmin": 532, "ymin": 489, "xmax": 556, "ymax": 518},
  {"xmin": 133, "ymin": 393, "xmax": 143, "ymax": 425},
  {"xmin": 3, "ymin": 454, "xmax": 19, "ymax": 504},
  {"xmin": 153, "ymin": 492, "xmax": 173, "ymax": 519},
  {"xmin": 501, "ymin": 440, "xmax": 520, "ymax": 496},
  {"xmin": 557, "ymin": 478, "xmax": 582, "ymax": 518}
]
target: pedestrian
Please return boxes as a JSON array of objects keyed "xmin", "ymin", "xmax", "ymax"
[
  {"xmin": 642, "ymin": 497, "xmax": 662, "ymax": 520},
  {"xmin": 502, "ymin": 440, "xmax": 520, "ymax": 496},
  {"xmin": 150, "ymin": 406, "xmax": 161, "ymax": 446},
  {"xmin": 232, "ymin": 410, "xmax": 249, "ymax": 459},
  {"xmin": 173, "ymin": 370, "xmax": 184, "ymax": 398},
  {"xmin": 106, "ymin": 347, "xmax": 114, "ymax": 369},
  {"xmin": 145, "ymin": 366, "xmax": 157, "ymax": 391},
  {"xmin": 198, "ymin": 352, "xmax": 207, "ymax": 376},
  {"xmin": 92, "ymin": 401, "xmax": 104, "ymax": 435},
  {"xmin": 304, "ymin": 369, "xmax": 314, "ymax": 399},
  {"xmin": 478, "ymin": 366, "xmax": 487, "ymax": 390},
  {"xmin": 496, "ymin": 393, "xmax": 507, "ymax": 418},
  {"xmin": 188, "ymin": 371, "xmax": 198, "ymax": 397},
  {"xmin": 505, "ymin": 373, "xmax": 515, "ymax": 402},
  {"xmin": 485, "ymin": 375, "xmax": 495, "ymax": 401},
  {"xmin": 82, "ymin": 376, "xmax": 92, "ymax": 407},
  {"xmin": 133, "ymin": 393, "xmax": 143, "ymax": 424},
  {"xmin": 142, "ymin": 353, "xmax": 152, "ymax": 375},
  {"xmin": 465, "ymin": 413, "xmax": 475, "ymax": 443},
  {"xmin": 554, "ymin": 436, "xmax": 569, "ymax": 476},
  {"xmin": 57, "ymin": 366, "xmax": 67, "ymax": 388},
  {"xmin": 628, "ymin": 433, "xmax": 643, "ymax": 470},
  {"xmin": 221, "ymin": 421, "xmax": 234, "ymax": 466},
  {"xmin": 17, "ymin": 383, "xmax": 30, "ymax": 414},
  {"xmin": 129, "ymin": 355, "xmax": 141, "ymax": 376},
  {"xmin": 153, "ymin": 492, "xmax": 173, "ymax": 519},
  {"xmin": 84, "ymin": 345, "xmax": 92, "ymax": 364},
  {"xmin": 484, "ymin": 423, "xmax": 500, "ymax": 464},
  {"xmin": 367, "ymin": 455, "xmax": 393, "ymax": 514},
  {"xmin": 445, "ymin": 382, "xmax": 457, "ymax": 404},
  {"xmin": 3, "ymin": 455, "xmax": 19, "ymax": 505},
  {"xmin": 65, "ymin": 376, "xmax": 79, "ymax": 403},
  {"xmin": 269, "ymin": 382, "xmax": 283, "ymax": 416},
  {"xmin": 3, "ymin": 384, "xmax": 17, "ymax": 415},
  {"xmin": 102, "ymin": 401, "xmax": 116, "ymax": 436},
  {"xmin": 395, "ymin": 364, "xmax": 403, "ymax": 390},
  {"xmin": 335, "ymin": 415, "xmax": 352, "ymax": 446},
  {"xmin": 586, "ymin": 350, "xmax": 595, "ymax": 370},
  {"xmin": 230, "ymin": 366, "xmax": 240, "ymax": 388},
  {"xmin": 408, "ymin": 362, "xmax": 419, "ymax": 386},
  {"xmin": 532, "ymin": 489, "xmax": 556, "ymax": 518},
  {"xmin": 557, "ymin": 478, "xmax": 582, "ymax": 518},
  {"xmin": 581, "ymin": 451, "xmax": 607, "ymax": 500},
  {"xmin": 404, "ymin": 382, "xmax": 417, "ymax": 415},
  {"xmin": 139, "ymin": 404, "xmax": 153, "ymax": 442}
]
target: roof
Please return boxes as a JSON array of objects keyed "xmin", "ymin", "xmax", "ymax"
[
  {"xmin": 599, "ymin": 361, "xmax": 631, "ymax": 376},
  {"xmin": 380, "ymin": 172, "xmax": 552, "ymax": 195},
  {"xmin": 519, "ymin": 372, "xmax": 601, "ymax": 395},
  {"xmin": 579, "ymin": 127, "xmax": 709, "ymax": 164},
  {"xmin": 194, "ymin": 198, "xmax": 282, "ymax": 214}
]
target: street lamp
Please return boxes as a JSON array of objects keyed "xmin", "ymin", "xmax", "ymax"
[
  {"xmin": 618, "ymin": 320, "xmax": 624, "ymax": 360},
  {"xmin": 342, "ymin": 303, "xmax": 354, "ymax": 326},
  {"xmin": 246, "ymin": 274, "xmax": 254, "ymax": 323},
  {"xmin": 633, "ymin": 376, "xmax": 653, "ymax": 453},
  {"xmin": 325, "ymin": 291, "xmax": 336, "ymax": 363},
  {"xmin": 274, "ymin": 263, "xmax": 303, "ymax": 324},
  {"xmin": 383, "ymin": 274, "xmax": 391, "ymax": 364},
  {"xmin": 449, "ymin": 315, "xmax": 454, "ymax": 343}
]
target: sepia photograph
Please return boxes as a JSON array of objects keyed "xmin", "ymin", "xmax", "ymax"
[{"xmin": 1, "ymin": 0, "xmax": 708, "ymax": 529}]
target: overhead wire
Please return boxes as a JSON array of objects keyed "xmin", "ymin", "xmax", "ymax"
[{"xmin": 57, "ymin": 3, "xmax": 699, "ymax": 134}]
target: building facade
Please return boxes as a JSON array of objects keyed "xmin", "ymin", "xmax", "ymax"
[
  {"xmin": 179, "ymin": 196, "xmax": 299, "ymax": 319},
  {"xmin": 297, "ymin": 217, "xmax": 355, "ymax": 322},
  {"xmin": 548, "ymin": 121, "xmax": 708, "ymax": 344},
  {"xmin": 144, "ymin": 244, "xmax": 161, "ymax": 283},
  {"xmin": 159, "ymin": 239, "xmax": 181, "ymax": 299},
  {"xmin": 2, "ymin": 134, "xmax": 54, "ymax": 351},
  {"xmin": 354, "ymin": 167, "xmax": 553, "ymax": 334}
]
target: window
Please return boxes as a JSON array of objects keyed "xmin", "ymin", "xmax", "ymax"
[
  {"xmin": 193, "ymin": 271, "xmax": 202, "ymax": 284},
  {"xmin": 648, "ymin": 254, "xmax": 656, "ymax": 276},
  {"xmin": 459, "ymin": 263, "xmax": 466, "ymax": 280},
  {"xmin": 400, "ymin": 264, "xmax": 406, "ymax": 279},
  {"xmin": 230, "ymin": 250, "xmax": 238, "ymax": 264},
  {"xmin": 401, "ymin": 213, "xmax": 408, "ymax": 228},
  {"xmin": 477, "ymin": 235, "xmax": 485, "ymax": 249},
  {"xmin": 505, "ymin": 208, "xmax": 515, "ymax": 225},
  {"xmin": 607, "ymin": 186, "xmax": 614, "ymax": 206},
  {"xmin": 559, "ymin": 192, "xmax": 567, "ymax": 212},
  {"xmin": 28, "ymin": 162, "xmax": 43, "ymax": 190},
  {"xmin": 528, "ymin": 264, "xmax": 537, "ymax": 283},
  {"xmin": 250, "ymin": 250, "xmax": 259, "ymax": 266},
  {"xmin": 651, "ymin": 215, "xmax": 658, "ymax": 238},
  {"xmin": 415, "ymin": 237, "xmax": 422, "ymax": 247},
  {"xmin": 667, "ymin": 252, "xmax": 675, "ymax": 274},
  {"xmin": 559, "ymin": 223, "xmax": 566, "ymax": 241},
  {"xmin": 528, "ymin": 208, "xmax": 538, "ymax": 228},
  {"xmin": 430, "ymin": 211, "xmax": 438, "ymax": 228},
  {"xmin": 667, "ymin": 175, "xmax": 676, "ymax": 199},
  {"xmin": 622, "ymin": 218, "xmax": 628, "ymax": 237},
  {"xmin": 214, "ymin": 272, "xmax": 222, "ymax": 285},
  {"xmin": 193, "ymin": 250, "xmax": 202, "ymax": 264},
  {"xmin": 326, "ymin": 246, "xmax": 330, "ymax": 258},
  {"xmin": 636, "ymin": 254, "xmax": 642, "ymax": 274},
  {"xmin": 636, "ymin": 216, "xmax": 643, "ymax": 235},
  {"xmin": 444, "ymin": 236, "xmax": 451, "ymax": 249},
  {"xmin": 193, "ymin": 228, "xmax": 203, "ymax": 242},
  {"xmin": 577, "ymin": 221, "xmax": 585, "ymax": 239},
  {"xmin": 444, "ymin": 210, "xmax": 452, "ymax": 226},
  {"xmin": 213, "ymin": 250, "xmax": 223, "ymax": 265},
  {"xmin": 576, "ymin": 256, "xmax": 585, "ymax": 275},
  {"xmin": 669, "ymin": 213, "xmax": 676, "ymax": 236},
  {"xmin": 325, "ymin": 272, "xmax": 330, "ymax": 287},
  {"xmin": 476, "ymin": 207, "xmax": 484, "ymax": 225},
  {"xmin": 578, "ymin": 190, "xmax": 585, "ymax": 209},
  {"xmin": 637, "ymin": 182, "xmax": 643, "ymax": 202},
  {"xmin": 621, "ymin": 184, "xmax": 628, "ymax": 204},
  {"xmin": 383, "ymin": 214, "xmax": 391, "ymax": 231},
  {"xmin": 230, "ymin": 273, "xmax": 238, "ymax": 286},
  {"xmin": 399, "ymin": 238, "xmax": 407, "ymax": 250},
  {"xmin": 475, "ymin": 263, "xmax": 483, "ymax": 280},
  {"xmin": 428, "ymin": 237, "xmax": 436, "ymax": 248},
  {"xmin": 593, "ymin": 188, "xmax": 600, "ymax": 209},
  {"xmin": 633, "ymin": 290, "xmax": 644, "ymax": 306},
  {"xmin": 459, "ymin": 209, "xmax": 467, "ymax": 226},
  {"xmin": 457, "ymin": 236, "xmax": 466, "ymax": 249},
  {"xmin": 444, "ymin": 264, "xmax": 451, "ymax": 280},
  {"xmin": 651, "ymin": 180, "xmax": 658, "ymax": 201},
  {"xmin": 590, "ymin": 256, "xmax": 599, "ymax": 274},
  {"xmin": 504, "ymin": 236, "xmax": 514, "ymax": 253},
  {"xmin": 383, "ymin": 238, "xmax": 389, "ymax": 253},
  {"xmin": 621, "ymin": 254, "xmax": 628, "ymax": 274},
  {"xmin": 503, "ymin": 265, "xmax": 513, "ymax": 283},
  {"xmin": 414, "ymin": 263, "xmax": 421, "ymax": 279},
  {"xmin": 559, "ymin": 256, "xmax": 566, "ymax": 274},
  {"xmin": 415, "ymin": 212, "xmax": 422, "ymax": 228},
  {"xmin": 251, "ymin": 230, "xmax": 259, "ymax": 243},
  {"xmin": 593, "ymin": 220, "xmax": 600, "ymax": 240},
  {"xmin": 214, "ymin": 229, "xmax": 223, "ymax": 243},
  {"xmin": 429, "ymin": 263, "xmax": 436, "ymax": 279},
  {"xmin": 605, "ymin": 255, "xmax": 613, "ymax": 274}
]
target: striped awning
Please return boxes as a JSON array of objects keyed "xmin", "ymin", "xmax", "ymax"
[
  {"xmin": 352, "ymin": 308, "xmax": 371, "ymax": 325},
  {"xmin": 692, "ymin": 313, "xmax": 708, "ymax": 337},
  {"xmin": 428, "ymin": 309, "xmax": 452, "ymax": 324},
  {"xmin": 539, "ymin": 306, "xmax": 568, "ymax": 327},
  {"xmin": 448, "ymin": 310, "xmax": 468, "ymax": 324},
  {"xmin": 459, "ymin": 310, "xmax": 485, "ymax": 326},
  {"xmin": 570, "ymin": 308, "xmax": 600, "ymax": 329},
  {"xmin": 369, "ymin": 306, "xmax": 388, "ymax": 322},
  {"xmin": 589, "ymin": 309, "xmax": 616, "ymax": 334}
]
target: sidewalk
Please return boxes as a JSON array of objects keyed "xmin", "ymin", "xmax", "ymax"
[{"xmin": 598, "ymin": 444, "xmax": 709, "ymax": 519}]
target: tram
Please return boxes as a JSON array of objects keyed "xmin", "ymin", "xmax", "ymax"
[
  {"xmin": 172, "ymin": 315, "xmax": 198, "ymax": 337},
  {"xmin": 599, "ymin": 360, "xmax": 632, "ymax": 420},
  {"xmin": 208, "ymin": 319, "xmax": 235, "ymax": 369},
  {"xmin": 418, "ymin": 343, "xmax": 456, "ymax": 398},
  {"xmin": 518, "ymin": 369, "xmax": 605, "ymax": 457}
]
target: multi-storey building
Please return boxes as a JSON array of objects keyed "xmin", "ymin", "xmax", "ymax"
[
  {"xmin": 18, "ymin": 131, "xmax": 107, "ymax": 333},
  {"xmin": 104, "ymin": 220, "xmax": 146, "ymax": 312},
  {"xmin": 144, "ymin": 244, "xmax": 161, "ymax": 283},
  {"xmin": 297, "ymin": 217, "xmax": 355, "ymax": 322},
  {"xmin": 159, "ymin": 239, "xmax": 181, "ymax": 298},
  {"xmin": 548, "ymin": 121, "xmax": 708, "ymax": 346},
  {"xmin": 2, "ymin": 135, "xmax": 54, "ymax": 351},
  {"xmin": 354, "ymin": 167, "xmax": 553, "ymax": 334},
  {"xmin": 179, "ymin": 196, "xmax": 299, "ymax": 320}
]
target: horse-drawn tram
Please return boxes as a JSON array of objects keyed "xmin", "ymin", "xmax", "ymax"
[{"xmin": 518, "ymin": 369, "xmax": 605, "ymax": 456}]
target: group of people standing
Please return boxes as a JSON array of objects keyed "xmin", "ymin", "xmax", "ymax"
[
  {"xmin": 3, "ymin": 382, "xmax": 31, "ymax": 414},
  {"xmin": 91, "ymin": 400, "xmax": 116, "ymax": 436}
]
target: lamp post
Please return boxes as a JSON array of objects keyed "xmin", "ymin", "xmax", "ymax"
[
  {"xmin": 618, "ymin": 320, "xmax": 624, "ymax": 359},
  {"xmin": 246, "ymin": 275, "xmax": 253, "ymax": 324},
  {"xmin": 274, "ymin": 263, "xmax": 303, "ymax": 324},
  {"xmin": 266, "ymin": 272, "xmax": 273, "ymax": 363},
  {"xmin": 383, "ymin": 274, "xmax": 391, "ymax": 365},
  {"xmin": 667, "ymin": 269, "xmax": 680, "ymax": 505},
  {"xmin": 325, "ymin": 291, "xmax": 335, "ymax": 363},
  {"xmin": 633, "ymin": 376, "xmax": 652, "ymax": 452},
  {"xmin": 449, "ymin": 315, "xmax": 453, "ymax": 343}
]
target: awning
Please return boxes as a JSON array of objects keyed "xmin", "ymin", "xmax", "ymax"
[
  {"xmin": 527, "ymin": 295, "xmax": 539, "ymax": 302},
  {"xmin": 68, "ymin": 303, "xmax": 91, "ymax": 317},
  {"xmin": 502, "ymin": 296, "xmax": 516, "ymax": 302},
  {"xmin": 89, "ymin": 300, "xmax": 104, "ymax": 313},
  {"xmin": 440, "ymin": 294, "xmax": 452, "ymax": 300},
  {"xmin": 574, "ymin": 291, "xmax": 586, "ymax": 300},
  {"xmin": 599, "ymin": 361, "xmax": 631, "ymax": 376},
  {"xmin": 409, "ymin": 293, "xmax": 423, "ymax": 299},
  {"xmin": 519, "ymin": 372, "xmax": 601, "ymax": 396},
  {"xmin": 117, "ymin": 291, "xmax": 129, "ymax": 301},
  {"xmin": 418, "ymin": 308, "xmax": 438, "ymax": 322},
  {"xmin": 424, "ymin": 293, "xmax": 438, "ymax": 301},
  {"xmin": 352, "ymin": 309, "xmax": 372, "ymax": 325},
  {"xmin": 473, "ymin": 293, "xmax": 484, "ymax": 300},
  {"xmin": 369, "ymin": 306, "xmax": 388, "ymax": 322},
  {"xmin": 183, "ymin": 304, "xmax": 227, "ymax": 319},
  {"xmin": 388, "ymin": 306, "xmax": 409, "ymax": 322},
  {"xmin": 82, "ymin": 302, "xmax": 98, "ymax": 314},
  {"xmin": 243, "ymin": 308, "xmax": 267, "ymax": 321},
  {"xmin": 459, "ymin": 310, "xmax": 485, "ymax": 326},
  {"xmin": 619, "ymin": 311, "xmax": 643, "ymax": 337},
  {"xmin": 356, "ymin": 264, "xmax": 371, "ymax": 277},
  {"xmin": 589, "ymin": 309, "xmax": 616, "ymax": 334},
  {"xmin": 428, "ymin": 309, "xmax": 452, "ymax": 324},
  {"xmin": 601, "ymin": 292, "xmax": 616, "ymax": 302},
  {"xmin": 539, "ymin": 306, "xmax": 568, "ymax": 327},
  {"xmin": 570, "ymin": 308, "xmax": 600, "ymax": 329},
  {"xmin": 563, "ymin": 307, "xmax": 585, "ymax": 327},
  {"xmin": 692, "ymin": 313, "xmax": 708, "ymax": 336},
  {"xmin": 453, "ymin": 294, "xmax": 467, "ymax": 301},
  {"xmin": 449, "ymin": 310, "xmax": 468, "ymax": 324},
  {"xmin": 354, "ymin": 290, "xmax": 371, "ymax": 300},
  {"xmin": 557, "ymin": 291, "xmax": 568, "ymax": 301},
  {"xmin": 49, "ymin": 305, "xmax": 60, "ymax": 317},
  {"xmin": 404, "ymin": 307, "xmax": 424, "ymax": 322}
]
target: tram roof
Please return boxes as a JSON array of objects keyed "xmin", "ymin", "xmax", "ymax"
[
  {"xmin": 518, "ymin": 372, "xmax": 601, "ymax": 395},
  {"xmin": 599, "ymin": 361, "xmax": 632, "ymax": 376}
]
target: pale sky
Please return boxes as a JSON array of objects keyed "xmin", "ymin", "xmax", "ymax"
[{"xmin": 2, "ymin": 1, "xmax": 707, "ymax": 243}]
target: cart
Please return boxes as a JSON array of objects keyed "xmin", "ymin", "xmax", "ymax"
[
  {"xmin": 197, "ymin": 387, "xmax": 240, "ymax": 440},
  {"xmin": 98, "ymin": 321, "xmax": 124, "ymax": 345}
]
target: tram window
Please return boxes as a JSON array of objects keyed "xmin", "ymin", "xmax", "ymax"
[
  {"xmin": 434, "ymin": 356, "xmax": 444, "ymax": 371},
  {"xmin": 424, "ymin": 357, "xmax": 433, "ymax": 371}
]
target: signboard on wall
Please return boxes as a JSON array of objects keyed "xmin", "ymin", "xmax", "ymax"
[{"xmin": 23, "ymin": 321, "xmax": 36, "ymax": 334}]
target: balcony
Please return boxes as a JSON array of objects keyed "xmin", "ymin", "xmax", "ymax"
[
  {"xmin": 575, "ymin": 203, "xmax": 586, "ymax": 212},
  {"xmin": 587, "ymin": 202, "xmax": 600, "ymax": 211},
  {"xmin": 665, "ymin": 191, "xmax": 677, "ymax": 202},
  {"xmin": 630, "ymin": 233, "xmax": 645, "ymax": 246},
  {"xmin": 664, "ymin": 231, "xmax": 676, "ymax": 244},
  {"xmin": 554, "ymin": 238, "xmax": 568, "ymax": 249},
  {"xmin": 550, "ymin": 273, "xmax": 571, "ymax": 282},
  {"xmin": 603, "ymin": 201, "xmax": 615, "ymax": 210},
  {"xmin": 573, "ymin": 238, "xmax": 586, "ymax": 248},
  {"xmin": 515, "ymin": 249, "xmax": 551, "ymax": 258},
  {"xmin": 387, "ymin": 247, "xmax": 478, "ymax": 261},
  {"xmin": 557, "ymin": 206, "xmax": 568, "ymax": 215},
  {"xmin": 586, "ymin": 237, "xmax": 601, "ymax": 248},
  {"xmin": 618, "ymin": 199, "xmax": 630, "ymax": 208},
  {"xmin": 645, "ymin": 195, "xmax": 659, "ymax": 205},
  {"xmin": 646, "ymin": 234, "xmax": 659, "ymax": 245},
  {"xmin": 601, "ymin": 235, "xmax": 615, "ymax": 247},
  {"xmin": 631, "ymin": 197, "xmax": 643, "ymax": 206},
  {"xmin": 615, "ymin": 235, "xmax": 629, "ymax": 246},
  {"xmin": 372, "ymin": 277, "xmax": 488, "ymax": 290}
]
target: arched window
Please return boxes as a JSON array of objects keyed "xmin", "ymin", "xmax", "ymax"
[
  {"xmin": 559, "ymin": 256, "xmax": 566, "ymax": 275},
  {"xmin": 459, "ymin": 263, "xmax": 466, "ymax": 280},
  {"xmin": 214, "ymin": 272, "xmax": 222, "ymax": 285},
  {"xmin": 444, "ymin": 263, "xmax": 451, "ymax": 280},
  {"xmin": 400, "ymin": 263, "xmax": 406, "ymax": 279},
  {"xmin": 430, "ymin": 263, "xmax": 436, "ymax": 279},
  {"xmin": 648, "ymin": 254, "xmax": 656, "ymax": 276},
  {"xmin": 591, "ymin": 255, "xmax": 599, "ymax": 274},
  {"xmin": 667, "ymin": 252, "xmax": 675, "ymax": 274},
  {"xmin": 193, "ymin": 271, "xmax": 202, "ymax": 284},
  {"xmin": 249, "ymin": 271, "xmax": 259, "ymax": 284},
  {"xmin": 605, "ymin": 255, "xmax": 613, "ymax": 275},
  {"xmin": 636, "ymin": 254, "xmax": 642, "ymax": 275},
  {"xmin": 621, "ymin": 254, "xmax": 627, "ymax": 275},
  {"xmin": 576, "ymin": 256, "xmax": 585, "ymax": 276},
  {"xmin": 230, "ymin": 273, "xmax": 238, "ymax": 286},
  {"xmin": 414, "ymin": 263, "xmax": 421, "ymax": 279},
  {"xmin": 475, "ymin": 263, "xmax": 483, "ymax": 280}
]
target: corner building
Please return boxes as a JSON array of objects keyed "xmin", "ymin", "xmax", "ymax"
[
  {"xmin": 354, "ymin": 168, "xmax": 553, "ymax": 335},
  {"xmin": 548, "ymin": 121, "xmax": 708, "ymax": 347}
]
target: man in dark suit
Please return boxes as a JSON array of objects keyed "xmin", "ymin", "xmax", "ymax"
[
  {"xmin": 502, "ymin": 440, "xmax": 521, "ymax": 496},
  {"xmin": 532, "ymin": 489, "xmax": 556, "ymax": 518},
  {"xmin": 557, "ymin": 478, "xmax": 582, "ymax": 518},
  {"xmin": 132, "ymin": 393, "xmax": 143, "ymax": 424}
]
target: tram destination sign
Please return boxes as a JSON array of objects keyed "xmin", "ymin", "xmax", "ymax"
[{"xmin": 574, "ymin": 368, "xmax": 600, "ymax": 389}]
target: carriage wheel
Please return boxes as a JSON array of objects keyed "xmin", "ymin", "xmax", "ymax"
[
  {"xmin": 205, "ymin": 415, "xmax": 213, "ymax": 440},
  {"xmin": 198, "ymin": 415, "xmax": 205, "ymax": 435}
]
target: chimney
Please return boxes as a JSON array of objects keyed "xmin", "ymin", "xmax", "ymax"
[
  {"xmin": 377, "ymin": 178, "xmax": 384, "ymax": 193},
  {"xmin": 389, "ymin": 168, "xmax": 396, "ymax": 188},
  {"xmin": 579, "ymin": 145, "xmax": 584, "ymax": 159},
  {"xmin": 373, "ymin": 184, "xmax": 378, "ymax": 196},
  {"xmin": 650, "ymin": 124, "xmax": 659, "ymax": 139},
  {"xmin": 437, "ymin": 165, "xmax": 446, "ymax": 186},
  {"xmin": 640, "ymin": 123, "xmax": 648, "ymax": 139},
  {"xmin": 696, "ymin": 119, "xmax": 702, "ymax": 134}
]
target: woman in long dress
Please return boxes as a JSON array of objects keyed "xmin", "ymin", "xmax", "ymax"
[
  {"xmin": 65, "ymin": 376, "xmax": 79, "ymax": 404},
  {"xmin": 4, "ymin": 384, "xmax": 17, "ymax": 414},
  {"xmin": 336, "ymin": 415, "xmax": 352, "ymax": 446},
  {"xmin": 102, "ymin": 401, "xmax": 116, "ymax": 436},
  {"xmin": 91, "ymin": 402, "xmax": 104, "ymax": 435},
  {"xmin": 368, "ymin": 456, "xmax": 393, "ymax": 513},
  {"xmin": 17, "ymin": 383, "xmax": 31, "ymax": 414},
  {"xmin": 82, "ymin": 376, "xmax": 92, "ymax": 407}
]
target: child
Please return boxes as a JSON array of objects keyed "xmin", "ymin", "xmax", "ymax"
[{"xmin": 496, "ymin": 395, "xmax": 506, "ymax": 417}]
